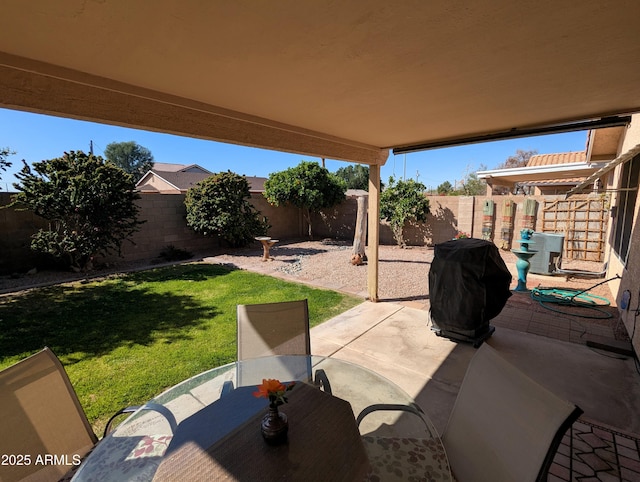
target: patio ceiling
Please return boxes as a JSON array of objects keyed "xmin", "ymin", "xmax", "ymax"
[{"xmin": 2, "ymin": 0, "xmax": 640, "ymax": 165}]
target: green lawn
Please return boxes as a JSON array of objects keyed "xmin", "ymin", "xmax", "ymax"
[{"xmin": 0, "ymin": 263, "xmax": 362, "ymax": 435}]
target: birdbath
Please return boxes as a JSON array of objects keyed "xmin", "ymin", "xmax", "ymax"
[
  {"xmin": 511, "ymin": 229, "xmax": 537, "ymax": 292},
  {"xmin": 255, "ymin": 236, "xmax": 279, "ymax": 262}
]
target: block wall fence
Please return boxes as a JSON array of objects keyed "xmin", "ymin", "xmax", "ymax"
[{"xmin": 0, "ymin": 191, "xmax": 556, "ymax": 274}]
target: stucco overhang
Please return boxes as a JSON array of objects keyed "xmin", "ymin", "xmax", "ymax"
[
  {"xmin": 477, "ymin": 162, "xmax": 608, "ymax": 185},
  {"xmin": 1, "ymin": 1, "xmax": 640, "ymax": 164},
  {"xmin": 587, "ymin": 126, "xmax": 627, "ymax": 162}
]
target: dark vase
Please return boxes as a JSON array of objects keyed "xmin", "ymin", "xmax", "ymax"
[{"xmin": 261, "ymin": 405, "xmax": 288, "ymax": 445}]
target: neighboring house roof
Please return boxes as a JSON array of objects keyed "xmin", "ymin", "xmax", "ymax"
[
  {"xmin": 477, "ymin": 150, "xmax": 606, "ymax": 187},
  {"xmin": 146, "ymin": 171, "xmax": 212, "ymax": 192},
  {"xmin": 520, "ymin": 178, "xmax": 584, "ymax": 188},
  {"xmin": 526, "ymin": 151, "xmax": 586, "ymax": 167},
  {"xmin": 246, "ymin": 176, "xmax": 266, "ymax": 192},
  {"xmin": 519, "ymin": 152, "xmax": 587, "ymax": 187},
  {"xmin": 152, "ymin": 162, "xmax": 212, "ymax": 173},
  {"xmin": 136, "ymin": 164, "xmax": 267, "ymax": 193},
  {"xmin": 136, "ymin": 163, "xmax": 211, "ymax": 193}
]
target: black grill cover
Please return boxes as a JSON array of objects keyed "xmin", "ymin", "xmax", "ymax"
[{"xmin": 429, "ymin": 238, "xmax": 512, "ymax": 339}]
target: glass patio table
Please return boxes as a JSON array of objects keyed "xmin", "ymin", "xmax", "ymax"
[{"xmin": 72, "ymin": 355, "xmax": 451, "ymax": 481}]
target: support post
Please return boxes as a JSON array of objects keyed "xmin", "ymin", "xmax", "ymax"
[{"xmin": 367, "ymin": 165, "xmax": 381, "ymax": 302}]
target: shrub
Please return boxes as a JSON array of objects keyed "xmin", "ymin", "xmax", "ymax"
[
  {"xmin": 264, "ymin": 161, "xmax": 346, "ymax": 239},
  {"xmin": 11, "ymin": 151, "xmax": 143, "ymax": 270},
  {"xmin": 380, "ymin": 176, "xmax": 430, "ymax": 248},
  {"xmin": 185, "ymin": 171, "xmax": 268, "ymax": 247}
]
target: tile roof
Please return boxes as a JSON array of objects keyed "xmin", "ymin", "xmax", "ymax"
[
  {"xmin": 526, "ymin": 151, "xmax": 586, "ymax": 167},
  {"xmin": 519, "ymin": 151, "xmax": 592, "ymax": 190},
  {"xmin": 520, "ymin": 177, "xmax": 586, "ymax": 186}
]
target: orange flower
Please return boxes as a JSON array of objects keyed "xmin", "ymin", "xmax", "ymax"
[
  {"xmin": 253, "ymin": 378, "xmax": 296, "ymax": 406},
  {"xmin": 253, "ymin": 379, "xmax": 286, "ymax": 398}
]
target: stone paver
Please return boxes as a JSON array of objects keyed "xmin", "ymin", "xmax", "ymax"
[{"xmin": 550, "ymin": 419, "xmax": 640, "ymax": 481}]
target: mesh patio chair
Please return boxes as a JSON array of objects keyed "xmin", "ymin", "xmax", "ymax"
[
  {"xmin": 0, "ymin": 347, "xmax": 177, "ymax": 482},
  {"xmin": 237, "ymin": 299, "xmax": 311, "ymax": 359},
  {"xmin": 359, "ymin": 343, "xmax": 582, "ymax": 481},
  {"xmin": 0, "ymin": 347, "xmax": 98, "ymax": 482},
  {"xmin": 233, "ymin": 299, "xmax": 330, "ymax": 392},
  {"xmin": 442, "ymin": 343, "xmax": 583, "ymax": 482}
]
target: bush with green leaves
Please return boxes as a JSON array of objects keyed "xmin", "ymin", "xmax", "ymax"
[
  {"xmin": 264, "ymin": 161, "xmax": 346, "ymax": 238},
  {"xmin": 185, "ymin": 171, "xmax": 268, "ymax": 247},
  {"xmin": 11, "ymin": 151, "xmax": 142, "ymax": 270},
  {"xmin": 380, "ymin": 176, "xmax": 430, "ymax": 248}
]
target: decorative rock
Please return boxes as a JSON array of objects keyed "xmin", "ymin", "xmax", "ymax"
[{"xmin": 350, "ymin": 253, "xmax": 364, "ymax": 266}]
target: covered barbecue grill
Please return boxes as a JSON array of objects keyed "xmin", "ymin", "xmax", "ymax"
[{"xmin": 428, "ymin": 238, "xmax": 512, "ymax": 347}]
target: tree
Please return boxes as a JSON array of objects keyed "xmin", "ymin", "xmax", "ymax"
[
  {"xmin": 380, "ymin": 176, "xmax": 430, "ymax": 248},
  {"xmin": 104, "ymin": 141, "xmax": 154, "ymax": 181},
  {"xmin": 459, "ymin": 171, "xmax": 487, "ymax": 196},
  {"xmin": 495, "ymin": 149, "xmax": 537, "ymax": 170},
  {"xmin": 437, "ymin": 181, "xmax": 453, "ymax": 195},
  {"xmin": 264, "ymin": 161, "xmax": 346, "ymax": 239},
  {"xmin": 0, "ymin": 147, "xmax": 15, "ymax": 183},
  {"xmin": 449, "ymin": 165, "xmax": 487, "ymax": 196},
  {"xmin": 492, "ymin": 149, "xmax": 538, "ymax": 194},
  {"xmin": 334, "ymin": 164, "xmax": 370, "ymax": 191},
  {"xmin": 185, "ymin": 171, "xmax": 268, "ymax": 247},
  {"xmin": 11, "ymin": 151, "xmax": 142, "ymax": 270}
]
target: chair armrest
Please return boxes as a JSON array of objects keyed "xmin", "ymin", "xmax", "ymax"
[
  {"xmin": 221, "ymin": 380, "xmax": 235, "ymax": 396},
  {"xmin": 356, "ymin": 403, "xmax": 430, "ymax": 430},
  {"xmin": 313, "ymin": 368, "xmax": 332, "ymax": 394},
  {"xmin": 103, "ymin": 402, "xmax": 178, "ymax": 438}
]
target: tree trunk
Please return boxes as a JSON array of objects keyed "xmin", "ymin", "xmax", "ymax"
[
  {"xmin": 351, "ymin": 195, "xmax": 368, "ymax": 264},
  {"xmin": 392, "ymin": 223, "xmax": 406, "ymax": 248},
  {"xmin": 304, "ymin": 208, "xmax": 313, "ymax": 239}
]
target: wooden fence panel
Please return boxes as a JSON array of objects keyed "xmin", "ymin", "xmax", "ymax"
[{"xmin": 541, "ymin": 195, "xmax": 608, "ymax": 261}]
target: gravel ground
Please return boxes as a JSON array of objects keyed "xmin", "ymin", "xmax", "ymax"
[
  {"xmin": 204, "ymin": 240, "xmax": 434, "ymax": 302},
  {"xmin": 1, "ymin": 239, "xmax": 614, "ymax": 305},
  {"xmin": 203, "ymin": 239, "xmax": 615, "ymax": 304}
]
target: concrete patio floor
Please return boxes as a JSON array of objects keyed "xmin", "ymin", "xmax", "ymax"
[
  {"xmin": 311, "ymin": 301, "xmax": 640, "ymax": 481},
  {"xmin": 311, "ymin": 301, "xmax": 640, "ymax": 434}
]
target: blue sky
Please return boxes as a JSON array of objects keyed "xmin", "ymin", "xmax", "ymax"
[{"xmin": 1, "ymin": 107, "xmax": 588, "ymax": 192}]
